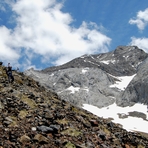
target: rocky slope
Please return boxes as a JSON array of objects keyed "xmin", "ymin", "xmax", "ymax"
[
  {"xmin": 24, "ymin": 46, "xmax": 148, "ymax": 108},
  {"xmin": 0, "ymin": 62, "xmax": 148, "ymax": 147}
]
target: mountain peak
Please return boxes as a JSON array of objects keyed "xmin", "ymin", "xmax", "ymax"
[{"xmin": 41, "ymin": 46, "xmax": 147, "ymax": 76}]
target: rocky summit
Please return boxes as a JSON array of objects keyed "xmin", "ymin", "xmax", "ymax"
[
  {"xmin": 24, "ymin": 46, "xmax": 148, "ymax": 108},
  {"xmin": 1, "ymin": 60, "xmax": 148, "ymax": 147}
]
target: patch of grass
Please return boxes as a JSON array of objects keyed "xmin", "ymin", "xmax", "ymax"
[
  {"xmin": 9, "ymin": 116, "xmax": 18, "ymax": 127},
  {"xmin": 100, "ymin": 125, "xmax": 111, "ymax": 135},
  {"xmin": 137, "ymin": 144, "xmax": 145, "ymax": 148},
  {"xmin": 0, "ymin": 67, "xmax": 7, "ymax": 79},
  {"xmin": 18, "ymin": 110, "xmax": 28, "ymax": 119},
  {"xmin": 61, "ymin": 128, "xmax": 82, "ymax": 137},
  {"xmin": 21, "ymin": 95, "xmax": 37, "ymax": 109},
  {"xmin": 136, "ymin": 131, "xmax": 148, "ymax": 140},
  {"xmin": 56, "ymin": 118, "xmax": 69, "ymax": 125},
  {"xmin": 64, "ymin": 141, "xmax": 76, "ymax": 148},
  {"xmin": 72, "ymin": 106, "xmax": 89, "ymax": 117},
  {"xmin": 14, "ymin": 76, "xmax": 23, "ymax": 85}
]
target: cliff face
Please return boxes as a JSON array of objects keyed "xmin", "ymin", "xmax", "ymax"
[
  {"xmin": 119, "ymin": 57, "xmax": 148, "ymax": 106},
  {"xmin": 0, "ymin": 62, "xmax": 148, "ymax": 147},
  {"xmin": 24, "ymin": 46, "xmax": 148, "ymax": 108}
]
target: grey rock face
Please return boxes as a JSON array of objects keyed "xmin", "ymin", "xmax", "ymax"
[
  {"xmin": 25, "ymin": 67, "xmax": 120, "ymax": 108},
  {"xmin": 24, "ymin": 46, "xmax": 148, "ymax": 107},
  {"xmin": 118, "ymin": 57, "xmax": 148, "ymax": 106}
]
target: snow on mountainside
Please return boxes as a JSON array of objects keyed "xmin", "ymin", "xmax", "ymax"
[
  {"xmin": 109, "ymin": 74, "xmax": 136, "ymax": 91},
  {"xmin": 83, "ymin": 103, "xmax": 148, "ymax": 134},
  {"xmin": 24, "ymin": 46, "xmax": 148, "ymax": 133}
]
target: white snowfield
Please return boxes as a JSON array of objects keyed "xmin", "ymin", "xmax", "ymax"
[
  {"xmin": 83, "ymin": 103, "xmax": 148, "ymax": 133},
  {"xmin": 83, "ymin": 74, "xmax": 148, "ymax": 134}
]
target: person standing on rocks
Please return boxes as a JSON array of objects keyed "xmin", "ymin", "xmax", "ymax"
[{"xmin": 7, "ymin": 63, "xmax": 14, "ymax": 83}]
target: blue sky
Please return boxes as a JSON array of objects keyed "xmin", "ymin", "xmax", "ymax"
[{"xmin": 0, "ymin": 0, "xmax": 148, "ymax": 71}]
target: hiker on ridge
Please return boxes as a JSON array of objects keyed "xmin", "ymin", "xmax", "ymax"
[{"xmin": 7, "ymin": 63, "xmax": 14, "ymax": 83}]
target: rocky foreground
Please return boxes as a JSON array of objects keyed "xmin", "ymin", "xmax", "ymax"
[{"xmin": 0, "ymin": 64, "xmax": 148, "ymax": 147}]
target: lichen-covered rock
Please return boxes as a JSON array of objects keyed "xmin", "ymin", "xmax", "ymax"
[{"xmin": 19, "ymin": 135, "xmax": 31, "ymax": 143}]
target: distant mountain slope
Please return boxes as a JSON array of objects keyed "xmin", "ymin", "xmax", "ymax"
[
  {"xmin": 1, "ymin": 62, "xmax": 148, "ymax": 147},
  {"xmin": 24, "ymin": 46, "xmax": 148, "ymax": 108}
]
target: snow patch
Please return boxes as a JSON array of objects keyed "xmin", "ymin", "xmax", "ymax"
[
  {"xmin": 123, "ymin": 55, "xmax": 129, "ymax": 60},
  {"xmin": 82, "ymin": 87, "xmax": 89, "ymax": 92},
  {"xmin": 100, "ymin": 59, "xmax": 116, "ymax": 65},
  {"xmin": 90, "ymin": 55, "xmax": 95, "ymax": 60},
  {"xmin": 67, "ymin": 86, "xmax": 80, "ymax": 94},
  {"xmin": 81, "ymin": 68, "xmax": 89, "ymax": 74},
  {"xmin": 88, "ymin": 61, "xmax": 99, "ymax": 66},
  {"xmin": 109, "ymin": 74, "xmax": 136, "ymax": 91},
  {"xmin": 49, "ymin": 73, "xmax": 54, "ymax": 76}
]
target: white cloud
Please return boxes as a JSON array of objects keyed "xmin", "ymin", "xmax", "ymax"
[
  {"xmin": 129, "ymin": 37, "xmax": 148, "ymax": 53},
  {"xmin": 0, "ymin": 0, "xmax": 111, "ymax": 70},
  {"xmin": 129, "ymin": 8, "xmax": 148, "ymax": 53},
  {"xmin": 129, "ymin": 8, "xmax": 148, "ymax": 30},
  {"xmin": 0, "ymin": 26, "xmax": 20, "ymax": 62}
]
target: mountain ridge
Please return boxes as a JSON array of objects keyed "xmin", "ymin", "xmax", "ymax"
[{"xmin": 42, "ymin": 46, "xmax": 148, "ymax": 76}]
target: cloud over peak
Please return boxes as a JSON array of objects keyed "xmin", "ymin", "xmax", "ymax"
[
  {"xmin": 128, "ymin": 8, "xmax": 148, "ymax": 52},
  {"xmin": 130, "ymin": 37, "xmax": 148, "ymax": 52}
]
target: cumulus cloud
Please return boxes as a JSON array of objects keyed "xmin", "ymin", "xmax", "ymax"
[
  {"xmin": 129, "ymin": 37, "xmax": 148, "ymax": 52},
  {"xmin": 129, "ymin": 8, "xmax": 148, "ymax": 30},
  {"xmin": 129, "ymin": 8, "xmax": 148, "ymax": 53},
  {"xmin": 0, "ymin": 26, "xmax": 20, "ymax": 62},
  {"xmin": 0, "ymin": 0, "xmax": 111, "ymax": 70}
]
